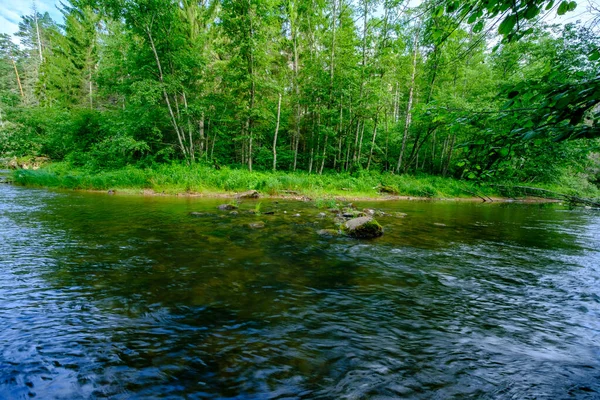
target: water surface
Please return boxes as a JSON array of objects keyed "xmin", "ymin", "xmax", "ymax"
[{"xmin": 1, "ymin": 184, "xmax": 599, "ymax": 399}]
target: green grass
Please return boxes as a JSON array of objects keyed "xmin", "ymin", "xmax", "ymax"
[{"xmin": 11, "ymin": 161, "xmax": 600, "ymax": 200}]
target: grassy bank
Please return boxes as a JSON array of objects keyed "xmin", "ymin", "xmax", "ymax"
[{"xmin": 11, "ymin": 162, "xmax": 600, "ymax": 201}]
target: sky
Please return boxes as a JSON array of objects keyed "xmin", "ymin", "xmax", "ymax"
[
  {"xmin": 0, "ymin": 0, "xmax": 598, "ymax": 43},
  {"xmin": 0, "ymin": 0, "xmax": 62, "ymax": 38}
]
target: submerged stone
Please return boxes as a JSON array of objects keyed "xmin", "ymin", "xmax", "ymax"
[
  {"xmin": 248, "ymin": 221, "xmax": 265, "ymax": 229},
  {"xmin": 343, "ymin": 216, "xmax": 383, "ymax": 239},
  {"xmin": 317, "ymin": 229, "xmax": 340, "ymax": 237},
  {"xmin": 218, "ymin": 204, "xmax": 238, "ymax": 211},
  {"xmin": 341, "ymin": 210, "xmax": 367, "ymax": 218}
]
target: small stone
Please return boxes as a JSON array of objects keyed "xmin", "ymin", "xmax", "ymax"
[
  {"xmin": 341, "ymin": 209, "xmax": 367, "ymax": 218},
  {"xmin": 249, "ymin": 221, "xmax": 265, "ymax": 229},
  {"xmin": 229, "ymin": 211, "xmax": 239, "ymax": 216},
  {"xmin": 218, "ymin": 204, "xmax": 238, "ymax": 211},
  {"xmin": 107, "ymin": 190, "xmax": 115, "ymax": 195},
  {"xmin": 317, "ymin": 229, "xmax": 340, "ymax": 237},
  {"xmin": 433, "ymin": 222, "xmax": 446, "ymax": 227}
]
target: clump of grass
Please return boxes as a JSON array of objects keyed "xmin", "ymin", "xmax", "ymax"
[{"xmin": 315, "ymin": 198, "xmax": 339, "ymax": 209}]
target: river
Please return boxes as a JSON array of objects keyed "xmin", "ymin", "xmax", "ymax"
[{"xmin": 1, "ymin": 182, "xmax": 599, "ymax": 399}]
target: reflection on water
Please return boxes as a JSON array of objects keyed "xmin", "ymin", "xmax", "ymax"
[{"xmin": 1, "ymin": 185, "xmax": 599, "ymax": 399}]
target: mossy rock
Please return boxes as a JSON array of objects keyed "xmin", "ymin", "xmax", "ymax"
[{"xmin": 342, "ymin": 216, "xmax": 383, "ymax": 239}]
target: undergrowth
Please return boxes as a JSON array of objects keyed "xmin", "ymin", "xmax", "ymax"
[{"xmin": 12, "ymin": 162, "xmax": 600, "ymax": 199}]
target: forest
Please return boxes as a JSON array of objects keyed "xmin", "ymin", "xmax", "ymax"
[{"xmin": 0, "ymin": 0, "xmax": 599, "ymax": 196}]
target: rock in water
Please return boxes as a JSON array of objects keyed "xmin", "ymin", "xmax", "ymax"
[
  {"xmin": 343, "ymin": 216, "xmax": 383, "ymax": 239},
  {"xmin": 317, "ymin": 229, "xmax": 340, "ymax": 237},
  {"xmin": 248, "ymin": 221, "xmax": 265, "ymax": 229},
  {"xmin": 218, "ymin": 204, "xmax": 238, "ymax": 210},
  {"xmin": 236, "ymin": 190, "xmax": 260, "ymax": 199}
]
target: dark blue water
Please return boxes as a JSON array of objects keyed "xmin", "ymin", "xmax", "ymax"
[{"xmin": 1, "ymin": 183, "xmax": 599, "ymax": 399}]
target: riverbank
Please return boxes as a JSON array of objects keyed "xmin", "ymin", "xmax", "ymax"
[{"xmin": 8, "ymin": 162, "xmax": 600, "ymax": 202}]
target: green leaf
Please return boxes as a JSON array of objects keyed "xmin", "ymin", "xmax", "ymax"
[
  {"xmin": 473, "ymin": 20, "xmax": 485, "ymax": 33},
  {"xmin": 557, "ymin": 1, "xmax": 569, "ymax": 15},
  {"xmin": 499, "ymin": 147, "xmax": 510, "ymax": 157},
  {"xmin": 498, "ymin": 14, "xmax": 517, "ymax": 35},
  {"xmin": 524, "ymin": 6, "xmax": 540, "ymax": 19},
  {"xmin": 589, "ymin": 49, "xmax": 600, "ymax": 61},
  {"xmin": 457, "ymin": 161, "xmax": 466, "ymax": 167},
  {"xmin": 545, "ymin": 0, "xmax": 555, "ymax": 10},
  {"xmin": 568, "ymin": 1, "xmax": 577, "ymax": 11},
  {"xmin": 467, "ymin": 172, "xmax": 476, "ymax": 179}
]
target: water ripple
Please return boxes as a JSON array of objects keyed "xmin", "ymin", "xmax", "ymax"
[{"xmin": 1, "ymin": 185, "xmax": 599, "ymax": 399}]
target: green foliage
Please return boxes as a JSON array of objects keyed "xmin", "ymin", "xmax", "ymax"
[{"xmin": 0, "ymin": 0, "xmax": 598, "ymax": 195}]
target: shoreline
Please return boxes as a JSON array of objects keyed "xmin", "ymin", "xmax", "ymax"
[
  {"xmin": 4, "ymin": 164, "xmax": 575, "ymax": 204},
  {"xmin": 26, "ymin": 185, "xmax": 561, "ymax": 204}
]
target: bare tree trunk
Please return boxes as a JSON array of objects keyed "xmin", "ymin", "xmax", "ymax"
[
  {"xmin": 308, "ymin": 129, "xmax": 315, "ymax": 174},
  {"xmin": 367, "ymin": 113, "xmax": 379, "ymax": 170},
  {"xmin": 12, "ymin": 59, "xmax": 24, "ymax": 99},
  {"xmin": 442, "ymin": 134, "xmax": 456, "ymax": 177},
  {"xmin": 440, "ymin": 135, "xmax": 448, "ymax": 173},
  {"xmin": 210, "ymin": 120, "xmax": 216, "ymax": 161},
  {"xmin": 147, "ymin": 27, "xmax": 188, "ymax": 162},
  {"xmin": 183, "ymin": 91, "xmax": 195, "ymax": 163},
  {"xmin": 291, "ymin": 1, "xmax": 301, "ymax": 172},
  {"xmin": 329, "ymin": 0, "xmax": 337, "ymax": 98},
  {"xmin": 344, "ymin": 133, "xmax": 352, "ymax": 171},
  {"xmin": 34, "ymin": 8, "xmax": 43, "ymax": 63},
  {"xmin": 293, "ymin": 133, "xmax": 300, "ymax": 171},
  {"xmin": 384, "ymin": 110, "xmax": 389, "ymax": 170},
  {"xmin": 319, "ymin": 129, "xmax": 328, "ymax": 174},
  {"xmin": 352, "ymin": 120, "xmax": 361, "ymax": 165},
  {"xmin": 273, "ymin": 93, "xmax": 282, "ymax": 171},
  {"xmin": 247, "ymin": 0, "xmax": 255, "ymax": 172},
  {"xmin": 357, "ymin": 120, "xmax": 365, "ymax": 167},
  {"xmin": 396, "ymin": 27, "xmax": 419, "ymax": 173},
  {"xmin": 431, "ymin": 130, "xmax": 436, "ymax": 173},
  {"xmin": 88, "ymin": 67, "xmax": 93, "ymax": 109},
  {"xmin": 334, "ymin": 96, "xmax": 343, "ymax": 170},
  {"xmin": 199, "ymin": 113, "xmax": 205, "ymax": 158},
  {"xmin": 393, "ymin": 83, "xmax": 399, "ymax": 123}
]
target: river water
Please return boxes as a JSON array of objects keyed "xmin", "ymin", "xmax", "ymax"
[{"xmin": 1, "ymin": 182, "xmax": 599, "ymax": 399}]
